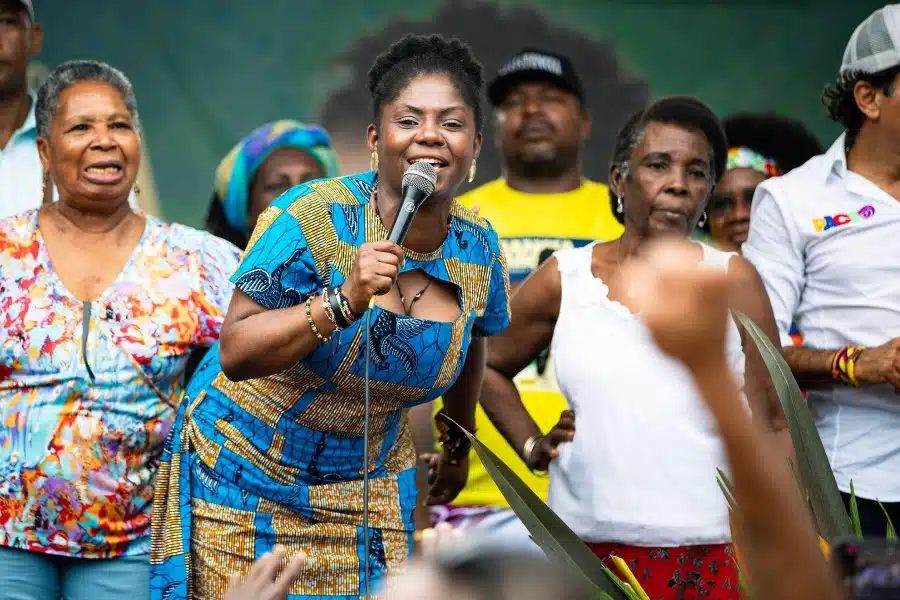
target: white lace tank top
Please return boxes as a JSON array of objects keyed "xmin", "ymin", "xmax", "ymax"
[{"xmin": 547, "ymin": 241, "xmax": 746, "ymax": 546}]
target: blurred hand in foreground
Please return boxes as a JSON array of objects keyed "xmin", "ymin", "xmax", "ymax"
[
  {"xmin": 225, "ymin": 545, "xmax": 307, "ymax": 600},
  {"xmin": 622, "ymin": 238, "xmax": 731, "ymax": 374}
]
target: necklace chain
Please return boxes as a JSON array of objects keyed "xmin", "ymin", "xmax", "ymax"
[{"xmin": 370, "ymin": 186, "xmax": 443, "ymax": 316}]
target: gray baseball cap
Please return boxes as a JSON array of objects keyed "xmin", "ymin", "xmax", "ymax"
[{"xmin": 841, "ymin": 4, "xmax": 900, "ymax": 75}]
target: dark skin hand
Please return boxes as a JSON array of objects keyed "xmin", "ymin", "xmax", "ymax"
[{"xmin": 225, "ymin": 545, "xmax": 307, "ymax": 600}]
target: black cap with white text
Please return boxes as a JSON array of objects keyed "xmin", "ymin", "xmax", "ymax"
[{"xmin": 488, "ymin": 48, "xmax": 586, "ymax": 106}]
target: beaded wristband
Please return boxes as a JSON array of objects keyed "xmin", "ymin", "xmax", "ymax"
[
  {"xmin": 832, "ymin": 345, "xmax": 865, "ymax": 387},
  {"xmin": 305, "ymin": 295, "xmax": 330, "ymax": 343}
]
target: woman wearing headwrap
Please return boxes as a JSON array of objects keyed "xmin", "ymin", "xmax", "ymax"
[
  {"xmin": 204, "ymin": 120, "xmax": 341, "ymax": 249},
  {"xmin": 186, "ymin": 121, "xmax": 341, "ymax": 381},
  {"xmin": 699, "ymin": 113, "xmax": 823, "ymax": 255},
  {"xmin": 700, "ymin": 113, "xmax": 823, "ymax": 346}
]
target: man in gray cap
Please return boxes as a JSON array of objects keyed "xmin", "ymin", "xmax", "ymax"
[
  {"xmin": 744, "ymin": 4, "xmax": 900, "ymax": 535},
  {"xmin": 0, "ymin": 0, "xmax": 43, "ymax": 218}
]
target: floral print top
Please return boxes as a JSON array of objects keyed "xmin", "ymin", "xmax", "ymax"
[{"xmin": 0, "ymin": 209, "xmax": 240, "ymax": 558}]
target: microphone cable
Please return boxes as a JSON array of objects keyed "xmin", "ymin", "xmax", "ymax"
[
  {"xmin": 362, "ymin": 294, "xmax": 377, "ymax": 599},
  {"xmin": 361, "ymin": 164, "xmax": 435, "ymax": 599}
]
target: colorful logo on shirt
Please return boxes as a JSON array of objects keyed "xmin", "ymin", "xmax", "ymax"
[{"xmin": 812, "ymin": 205, "xmax": 875, "ymax": 232}]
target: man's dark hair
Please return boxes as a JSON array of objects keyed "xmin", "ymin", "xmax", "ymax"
[
  {"xmin": 318, "ymin": 0, "xmax": 649, "ymax": 192},
  {"xmin": 367, "ymin": 33, "xmax": 485, "ymax": 134},
  {"xmin": 724, "ymin": 112, "xmax": 824, "ymax": 172},
  {"xmin": 610, "ymin": 96, "xmax": 727, "ymax": 186},
  {"xmin": 822, "ymin": 66, "xmax": 900, "ymax": 145}
]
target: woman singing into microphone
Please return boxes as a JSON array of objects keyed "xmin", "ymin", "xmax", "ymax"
[{"xmin": 150, "ymin": 34, "xmax": 509, "ymax": 600}]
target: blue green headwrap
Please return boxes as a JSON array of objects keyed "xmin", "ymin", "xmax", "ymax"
[{"xmin": 215, "ymin": 120, "xmax": 340, "ymax": 233}]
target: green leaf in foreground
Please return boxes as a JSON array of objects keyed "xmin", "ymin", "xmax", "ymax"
[
  {"xmin": 444, "ymin": 418, "xmax": 634, "ymax": 600},
  {"xmin": 879, "ymin": 502, "xmax": 898, "ymax": 542},
  {"xmin": 849, "ymin": 482, "xmax": 863, "ymax": 540},
  {"xmin": 735, "ymin": 312, "xmax": 852, "ymax": 541}
]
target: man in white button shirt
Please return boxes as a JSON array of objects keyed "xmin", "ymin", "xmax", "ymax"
[
  {"xmin": 744, "ymin": 4, "xmax": 900, "ymax": 535},
  {"xmin": 0, "ymin": 0, "xmax": 44, "ymax": 218}
]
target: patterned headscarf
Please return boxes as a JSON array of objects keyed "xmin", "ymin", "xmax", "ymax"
[
  {"xmin": 726, "ymin": 146, "xmax": 781, "ymax": 178},
  {"xmin": 215, "ymin": 120, "xmax": 340, "ymax": 233}
]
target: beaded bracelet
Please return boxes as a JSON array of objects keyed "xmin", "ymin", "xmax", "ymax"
[
  {"xmin": 832, "ymin": 345, "xmax": 865, "ymax": 387},
  {"xmin": 305, "ymin": 295, "xmax": 330, "ymax": 343}
]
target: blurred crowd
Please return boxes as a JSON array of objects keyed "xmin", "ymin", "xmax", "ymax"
[{"xmin": 2, "ymin": 1, "xmax": 900, "ymax": 599}]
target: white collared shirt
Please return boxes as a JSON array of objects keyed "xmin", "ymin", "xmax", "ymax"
[
  {"xmin": 743, "ymin": 133, "xmax": 900, "ymax": 501},
  {"xmin": 0, "ymin": 92, "xmax": 42, "ymax": 218},
  {"xmin": 0, "ymin": 93, "xmax": 138, "ymax": 219}
]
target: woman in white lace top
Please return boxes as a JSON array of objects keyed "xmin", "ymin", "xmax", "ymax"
[{"xmin": 479, "ymin": 96, "xmax": 792, "ymax": 600}]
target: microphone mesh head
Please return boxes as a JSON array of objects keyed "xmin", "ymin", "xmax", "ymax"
[{"xmin": 402, "ymin": 162, "xmax": 437, "ymax": 196}]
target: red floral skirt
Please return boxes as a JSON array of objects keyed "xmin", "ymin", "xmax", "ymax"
[{"xmin": 589, "ymin": 542, "xmax": 745, "ymax": 600}]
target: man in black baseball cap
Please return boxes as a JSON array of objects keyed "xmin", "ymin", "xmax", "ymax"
[
  {"xmin": 481, "ymin": 47, "xmax": 594, "ymax": 194},
  {"xmin": 441, "ymin": 48, "xmax": 622, "ymax": 555},
  {"xmin": 487, "ymin": 47, "xmax": 586, "ymax": 107}
]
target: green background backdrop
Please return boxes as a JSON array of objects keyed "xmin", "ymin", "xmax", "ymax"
[{"xmin": 36, "ymin": 0, "xmax": 883, "ymax": 226}]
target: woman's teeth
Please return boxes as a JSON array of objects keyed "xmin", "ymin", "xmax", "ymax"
[{"xmin": 410, "ymin": 158, "xmax": 444, "ymax": 167}]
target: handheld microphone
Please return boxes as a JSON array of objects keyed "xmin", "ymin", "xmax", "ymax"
[
  {"xmin": 386, "ymin": 161, "xmax": 438, "ymax": 244},
  {"xmin": 368, "ymin": 162, "xmax": 437, "ymax": 309}
]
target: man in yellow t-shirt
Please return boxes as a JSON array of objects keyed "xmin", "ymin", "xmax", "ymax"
[{"xmin": 428, "ymin": 48, "xmax": 623, "ymax": 551}]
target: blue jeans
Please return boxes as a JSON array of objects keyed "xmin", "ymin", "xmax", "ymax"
[{"xmin": 0, "ymin": 546, "xmax": 149, "ymax": 600}]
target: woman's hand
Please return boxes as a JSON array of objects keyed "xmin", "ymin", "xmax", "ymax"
[
  {"xmin": 420, "ymin": 448, "xmax": 469, "ymax": 506},
  {"xmin": 225, "ymin": 545, "xmax": 307, "ymax": 600},
  {"xmin": 525, "ymin": 409, "xmax": 576, "ymax": 471},
  {"xmin": 622, "ymin": 239, "xmax": 731, "ymax": 374},
  {"xmin": 341, "ymin": 241, "xmax": 405, "ymax": 314}
]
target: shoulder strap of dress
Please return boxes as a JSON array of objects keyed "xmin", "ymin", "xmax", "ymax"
[
  {"xmin": 699, "ymin": 241, "xmax": 736, "ymax": 271},
  {"xmin": 553, "ymin": 242, "xmax": 596, "ymax": 277}
]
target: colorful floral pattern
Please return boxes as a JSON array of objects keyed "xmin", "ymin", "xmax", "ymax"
[{"xmin": 0, "ymin": 209, "xmax": 240, "ymax": 558}]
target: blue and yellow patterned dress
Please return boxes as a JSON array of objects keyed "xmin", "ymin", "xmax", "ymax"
[{"xmin": 149, "ymin": 171, "xmax": 510, "ymax": 600}]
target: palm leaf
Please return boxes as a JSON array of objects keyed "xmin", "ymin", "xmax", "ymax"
[
  {"xmin": 735, "ymin": 312, "xmax": 852, "ymax": 540},
  {"xmin": 849, "ymin": 481, "xmax": 863, "ymax": 539},
  {"xmin": 878, "ymin": 501, "xmax": 898, "ymax": 542},
  {"xmin": 716, "ymin": 468, "xmax": 738, "ymax": 512},
  {"xmin": 444, "ymin": 418, "xmax": 635, "ymax": 600},
  {"xmin": 787, "ymin": 457, "xmax": 806, "ymax": 506}
]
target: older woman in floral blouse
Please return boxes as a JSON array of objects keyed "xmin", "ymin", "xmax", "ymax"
[{"xmin": 0, "ymin": 60, "xmax": 239, "ymax": 600}]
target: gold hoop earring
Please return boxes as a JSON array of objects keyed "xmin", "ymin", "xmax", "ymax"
[
  {"xmin": 468, "ymin": 160, "xmax": 477, "ymax": 184},
  {"xmin": 134, "ymin": 182, "xmax": 141, "ymax": 196},
  {"xmin": 370, "ymin": 150, "xmax": 378, "ymax": 171}
]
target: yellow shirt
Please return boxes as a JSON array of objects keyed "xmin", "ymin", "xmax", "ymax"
[{"xmin": 434, "ymin": 178, "xmax": 624, "ymax": 507}]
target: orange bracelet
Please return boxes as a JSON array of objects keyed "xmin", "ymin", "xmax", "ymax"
[{"xmin": 305, "ymin": 295, "xmax": 330, "ymax": 343}]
